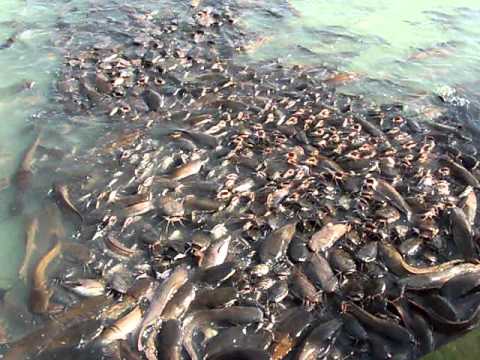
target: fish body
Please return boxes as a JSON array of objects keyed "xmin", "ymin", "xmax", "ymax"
[
  {"xmin": 63, "ymin": 278, "xmax": 106, "ymax": 297},
  {"xmin": 99, "ymin": 306, "xmax": 143, "ymax": 345},
  {"xmin": 459, "ymin": 188, "xmax": 477, "ymax": 225},
  {"xmin": 137, "ymin": 265, "xmax": 189, "ymax": 350},
  {"xmin": 308, "ymin": 223, "xmax": 348, "ymax": 253},
  {"xmin": 54, "ymin": 183, "xmax": 83, "ymax": 222},
  {"xmin": 440, "ymin": 156, "xmax": 480, "ymax": 188},
  {"xmin": 18, "ymin": 216, "xmax": 39, "ymax": 282},
  {"xmin": 379, "ymin": 242, "xmax": 462, "ymax": 276},
  {"xmin": 29, "ymin": 240, "xmax": 62, "ymax": 314},
  {"xmin": 259, "ymin": 222, "xmax": 296, "ymax": 263},
  {"xmin": 183, "ymin": 307, "xmax": 263, "ymax": 360},
  {"xmin": 199, "ymin": 236, "xmax": 231, "ymax": 269},
  {"xmin": 450, "ymin": 207, "xmax": 475, "ymax": 259},
  {"xmin": 374, "ymin": 179, "xmax": 413, "ymax": 220},
  {"xmin": 398, "ymin": 263, "xmax": 480, "ymax": 290},
  {"xmin": 304, "ymin": 253, "xmax": 338, "ymax": 293},
  {"xmin": 168, "ymin": 159, "xmax": 204, "ymax": 180},
  {"xmin": 346, "ymin": 302, "xmax": 414, "ymax": 344},
  {"xmin": 162, "ymin": 282, "xmax": 196, "ymax": 320},
  {"xmin": 296, "ymin": 319, "xmax": 342, "ymax": 360},
  {"xmin": 157, "ymin": 320, "xmax": 183, "ymax": 360}
]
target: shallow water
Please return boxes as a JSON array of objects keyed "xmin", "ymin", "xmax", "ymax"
[{"xmin": 1, "ymin": 0, "xmax": 480, "ymax": 357}]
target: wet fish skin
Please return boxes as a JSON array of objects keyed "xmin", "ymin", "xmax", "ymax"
[
  {"xmin": 183, "ymin": 307, "xmax": 264, "ymax": 360},
  {"xmin": 441, "ymin": 272, "xmax": 480, "ymax": 299},
  {"xmin": 143, "ymin": 89, "xmax": 163, "ymax": 111},
  {"xmin": 398, "ymin": 263, "xmax": 480, "ymax": 290},
  {"xmin": 18, "ymin": 132, "xmax": 41, "ymax": 174},
  {"xmin": 346, "ymin": 302, "xmax": 414, "ymax": 344},
  {"xmin": 98, "ymin": 306, "xmax": 143, "ymax": 345},
  {"xmin": 354, "ymin": 116, "xmax": 386, "ymax": 139},
  {"xmin": 422, "ymin": 294, "xmax": 459, "ymax": 322},
  {"xmin": 411, "ymin": 312, "xmax": 435, "ymax": 356},
  {"xmin": 406, "ymin": 293, "xmax": 480, "ymax": 332},
  {"xmin": 259, "ymin": 222, "xmax": 296, "ymax": 263},
  {"xmin": 18, "ymin": 216, "xmax": 39, "ymax": 282},
  {"xmin": 4, "ymin": 295, "xmax": 114, "ymax": 359},
  {"xmin": 378, "ymin": 242, "xmax": 462, "ymax": 276},
  {"xmin": 199, "ymin": 236, "xmax": 231, "ymax": 269},
  {"xmin": 192, "ymin": 287, "xmax": 238, "ymax": 308},
  {"xmin": 296, "ymin": 318, "xmax": 343, "ymax": 360},
  {"xmin": 440, "ymin": 155, "xmax": 480, "ymax": 188},
  {"xmin": 329, "ymin": 248, "xmax": 356, "ymax": 273},
  {"xmin": 342, "ymin": 313, "xmax": 368, "ymax": 341},
  {"xmin": 137, "ymin": 265, "xmax": 189, "ymax": 351},
  {"xmin": 122, "ymin": 200, "xmax": 155, "ymax": 217},
  {"xmin": 207, "ymin": 349, "xmax": 270, "ymax": 360},
  {"xmin": 161, "ymin": 282, "xmax": 196, "ymax": 320},
  {"xmin": 271, "ymin": 307, "xmax": 314, "ymax": 359},
  {"xmin": 304, "ymin": 253, "xmax": 339, "ymax": 293},
  {"xmin": 459, "ymin": 188, "xmax": 477, "ymax": 225},
  {"xmin": 11, "ymin": 132, "xmax": 41, "ymax": 214},
  {"xmin": 29, "ymin": 240, "xmax": 62, "ymax": 315},
  {"xmin": 289, "ymin": 269, "xmax": 321, "ymax": 304},
  {"xmin": 157, "ymin": 319, "xmax": 183, "ymax": 360},
  {"xmin": 53, "ymin": 183, "xmax": 83, "ymax": 222},
  {"xmin": 273, "ymin": 307, "xmax": 314, "ymax": 340},
  {"xmin": 156, "ymin": 194, "xmax": 184, "ymax": 218},
  {"xmin": 168, "ymin": 159, "xmax": 204, "ymax": 181},
  {"xmin": 194, "ymin": 261, "xmax": 236, "ymax": 287},
  {"xmin": 63, "ymin": 278, "xmax": 106, "ymax": 297},
  {"xmin": 185, "ymin": 195, "xmax": 221, "ymax": 212},
  {"xmin": 41, "ymin": 319, "xmax": 104, "ymax": 353},
  {"xmin": 104, "ymin": 234, "xmax": 137, "ymax": 257},
  {"xmin": 178, "ymin": 129, "xmax": 218, "ymax": 149},
  {"xmin": 450, "ymin": 207, "xmax": 475, "ymax": 260},
  {"xmin": 308, "ymin": 222, "xmax": 348, "ymax": 253},
  {"xmin": 205, "ymin": 327, "xmax": 272, "ymax": 359},
  {"xmin": 0, "ymin": 31, "xmax": 17, "ymax": 50},
  {"xmin": 374, "ymin": 179, "xmax": 413, "ymax": 221}
]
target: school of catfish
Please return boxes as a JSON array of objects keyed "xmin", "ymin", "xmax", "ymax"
[{"xmin": 1, "ymin": 0, "xmax": 480, "ymax": 359}]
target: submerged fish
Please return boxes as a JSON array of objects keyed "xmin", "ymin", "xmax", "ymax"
[
  {"xmin": 18, "ymin": 216, "xmax": 39, "ymax": 282},
  {"xmin": 29, "ymin": 240, "xmax": 62, "ymax": 314},
  {"xmin": 53, "ymin": 183, "xmax": 83, "ymax": 222}
]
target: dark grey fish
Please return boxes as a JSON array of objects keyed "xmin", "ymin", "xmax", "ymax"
[
  {"xmin": 0, "ymin": 31, "xmax": 18, "ymax": 50},
  {"xmin": 162, "ymin": 282, "xmax": 196, "ymax": 320},
  {"xmin": 304, "ymin": 253, "xmax": 339, "ymax": 293},
  {"xmin": 259, "ymin": 222, "xmax": 296, "ymax": 263},
  {"xmin": 157, "ymin": 320, "xmax": 183, "ymax": 360},
  {"xmin": 296, "ymin": 319, "xmax": 343, "ymax": 360},
  {"xmin": 143, "ymin": 89, "xmax": 163, "ymax": 111},
  {"xmin": 450, "ymin": 207, "xmax": 475, "ymax": 259},
  {"xmin": 346, "ymin": 302, "xmax": 414, "ymax": 344},
  {"xmin": 207, "ymin": 349, "xmax": 269, "ymax": 360},
  {"xmin": 440, "ymin": 155, "xmax": 480, "ymax": 188},
  {"xmin": 183, "ymin": 307, "xmax": 264, "ymax": 360},
  {"xmin": 137, "ymin": 265, "xmax": 189, "ymax": 351},
  {"xmin": 205, "ymin": 327, "xmax": 272, "ymax": 359},
  {"xmin": 192, "ymin": 287, "xmax": 238, "ymax": 308},
  {"xmin": 441, "ymin": 272, "xmax": 480, "ymax": 299}
]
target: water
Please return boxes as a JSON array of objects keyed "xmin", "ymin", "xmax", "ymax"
[{"xmin": 1, "ymin": 0, "xmax": 480, "ymax": 357}]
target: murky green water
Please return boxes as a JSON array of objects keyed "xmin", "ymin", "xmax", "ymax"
[{"xmin": 1, "ymin": 0, "xmax": 480, "ymax": 357}]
